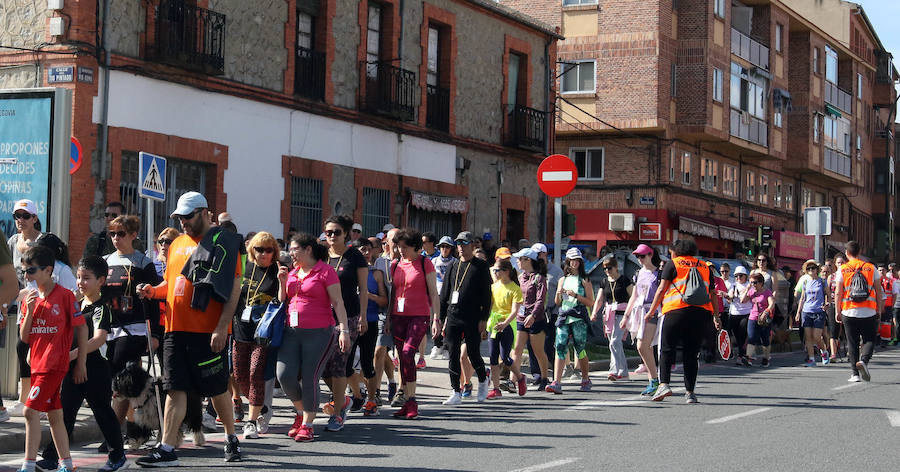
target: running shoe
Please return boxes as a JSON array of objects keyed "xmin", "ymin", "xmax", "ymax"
[
  {"xmin": 461, "ymin": 383, "xmax": 473, "ymax": 398},
  {"xmin": 685, "ymin": 392, "xmax": 699, "ymax": 404},
  {"xmin": 57, "ymin": 467, "xmax": 74, "ymax": 472},
  {"xmin": 530, "ymin": 374, "xmax": 542, "ymax": 386},
  {"xmin": 429, "ymin": 346, "xmax": 442, "ymax": 359},
  {"xmin": 350, "ymin": 396, "xmax": 365, "ymax": 413},
  {"xmin": 536, "ymin": 378, "xmax": 549, "ymax": 392},
  {"xmin": 633, "ymin": 364, "xmax": 648, "ymax": 375},
  {"xmin": 516, "ymin": 374, "xmax": 528, "ymax": 396},
  {"xmin": 325, "ymin": 415, "xmax": 345, "ymax": 432},
  {"xmin": 569, "ymin": 369, "xmax": 583, "ymax": 380},
  {"xmin": 562, "ymin": 364, "xmax": 574, "ymax": 379},
  {"xmin": 746, "ymin": 358, "xmax": 754, "ymax": 367},
  {"xmin": 233, "ymin": 398, "xmax": 244, "ymax": 422},
  {"xmin": 651, "ymin": 384, "xmax": 672, "ymax": 401},
  {"xmin": 393, "ymin": 399, "xmax": 410, "ymax": 417},
  {"xmin": 804, "ymin": 359, "xmax": 816, "ymax": 368},
  {"xmin": 607, "ymin": 374, "xmax": 629, "ymax": 381},
  {"xmin": 761, "ymin": 358, "xmax": 770, "ymax": 367},
  {"xmin": 405, "ymin": 398, "xmax": 419, "ymax": 419},
  {"xmin": 391, "ymin": 390, "xmax": 406, "ymax": 407},
  {"xmin": 579, "ymin": 378, "xmax": 593, "ymax": 392},
  {"xmin": 545, "ymin": 381, "xmax": 563, "ymax": 394},
  {"xmin": 135, "ymin": 445, "xmax": 180, "ymax": 467},
  {"xmin": 502, "ymin": 379, "xmax": 517, "ymax": 393},
  {"xmin": 848, "ymin": 375, "xmax": 861, "ymax": 382},
  {"xmin": 294, "ymin": 424, "xmax": 314, "ymax": 442},
  {"xmin": 7, "ymin": 401, "xmax": 24, "ymax": 417},
  {"xmin": 322, "ymin": 401, "xmax": 335, "ymax": 416},
  {"xmin": 442, "ymin": 391, "xmax": 463, "ymax": 405},
  {"xmin": 288, "ymin": 414, "xmax": 303, "ymax": 437},
  {"xmin": 257, "ymin": 412, "xmax": 270, "ymax": 435},
  {"xmin": 856, "ymin": 361, "xmax": 871, "ymax": 381},
  {"xmin": 242, "ymin": 421, "xmax": 259, "ymax": 440},
  {"xmin": 486, "ymin": 388, "xmax": 502, "ymax": 399},
  {"xmin": 387, "ymin": 382, "xmax": 398, "ymax": 403},
  {"xmin": 641, "ymin": 379, "xmax": 660, "ymax": 396},
  {"xmin": 98, "ymin": 455, "xmax": 128, "ymax": 472},
  {"xmin": 375, "ymin": 389, "xmax": 384, "ymax": 407},
  {"xmin": 829, "ymin": 355, "xmax": 838, "ymax": 364},
  {"xmin": 363, "ymin": 401, "xmax": 378, "ymax": 416},
  {"xmin": 477, "ymin": 369, "xmax": 491, "ymax": 402},
  {"xmin": 416, "ymin": 357, "xmax": 427, "ymax": 370},
  {"xmin": 35, "ymin": 458, "xmax": 57, "ymax": 471}
]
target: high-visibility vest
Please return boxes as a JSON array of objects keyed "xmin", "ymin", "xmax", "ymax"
[
  {"xmin": 661, "ymin": 256, "xmax": 714, "ymax": 315},
  {"xmin": 881, "ymin": 276, "xmax": 894, "ymax": 308},
  {"xmin": 839, "ymin": 259, "xmax": 877, "ymax": 312}
]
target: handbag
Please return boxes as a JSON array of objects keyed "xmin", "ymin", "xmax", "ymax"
[
  {"xmin": 756, "ymin": 307, "xmax": 772, "ymax": 327},
  {"xmin": 254, "ymin": 301, "xmax": 287, "ymax": 348}
]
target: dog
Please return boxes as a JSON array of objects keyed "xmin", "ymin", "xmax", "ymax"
[
  {"xmin": 112, "ymin": 361, "xmax": 206, "ymax": 450},
  {"xmin": 770, "ymin": 328, "xmax": 793, "ymax": 353}
]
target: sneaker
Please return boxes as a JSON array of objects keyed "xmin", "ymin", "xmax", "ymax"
[
  {"xmin": 374, "ymin": 390, "xmax": 384, "ymax": 407},
  {"xmin": 562, "ymin": 364, "xmax": 574, "ymax": 379},
  {"xmin": 569, "ymin": 369, "xmax": 583, "ymax": 380},
  {"xmin": 350, "ymin": 396, "xmax": 364, "ymax": 413},
  {"xmin": 530, "ymin": 375, "xmax": 541, "ymax": 386},
  {"xmin": 486, "ymin": 388, "xmax": 502, "ymax": 399},
  {"xmin": 536, "ymin": 378, "xmax": 549, "ymax": 392},
  {"xmin": 362, "ymin": 400, "xmax": 378, "ymax": 416},
  {"xmin": 339, "ymin": 400, "xmax": 351, "ymax": 421},
  {"xmin": 516, "ymin": 374, "xmax": 527, "ymax": 396},
  {"xmin": 633, "ymin": 364, "xmax": 648, "ymax": 375},
  {"xmin": 740, "ymin": 356, "xmax": 750, "ymax": 367},
  {"xmin": 405, "ymin": 398, "xmax": 419, "ymax": 419},
  {"xmin": 429, "ymin": 346, "xmax": 442, "ymax": 359},
  {"xmin": 477, "ymin": 369, "xmax": 491, "ymax": 402},
  {"xmin": 442, "ymin": 391, "xmax": 463, "ymax": 405},
  {"xmin": 257, "ymin": 413, "xmax": 270, "ymax": 435},
  {"xmin": 685, "ymin": 392, "xmax": 699, "ymax": 404},
  {"xmin": 416, "ymin": 357, "xmax": 427, "ymax": 370},
  {"xmin": 439, "ymin": 347, "xmax": 451, "ymax": 360},
  {"xmin": 641, "ymin": 379, "xmax": 660, "ymax": 396},
  {"xmin": 579, "ymin": 378, "xmax": 593, "ymax": 392},
  {"xmin": 652, "ymin": 384, "xmax": 672, "ymax": 401},
  {"xmin": 8, "ymin": 401, "xmax": 24, "ymax": 417},
  {"xmin": 804, "ymin": 359, "xmax": 816, "ymax": 368},
  {"xmin": 607, "ymin": 374, "xmax": 629, "ymax": 381},
  {"xmin": 98, "ymin": 455, "xmax": 128, "ymax": 472},
  {"xmin": 288, "ymin": 414, "xmax": 303, "ymax": 437},
  {"xmin": 829, "ymin": 355, "xmax": 838, "ymax": 364},
  {"xmin": 393, "ymin": 398, "xmax": 410, "ymax": 417},
  {"xmin": 848, "ymin": 375, "xmax": 862, "ymax": 382},
  {"xmin": 35, "ymin": 458, "xmax": 57, "ymax": 471},
  {"xmin": 387, "ymin": 383, "xmax": 398, "ymax": 403},
  {"xmin": 391, "ymin": 390, "xmax": 406, "ymax": 407},
  {"xmin": 136, "ymin": 445, "xmax": 180, "ymax": 467},
  {"xmin": 224, "ymin": 435, "xmax": 242, "ymax": 462},
  {"xmin": 57, "ymin": 467, "xmax": 74, "ymax": 472},
  {"xmin": 461, "ymin": 383, "xmax": 473, "ymax": 398},
  {"xmin": 545, "ymin": 381, "xmax": 563, "ymax": 394},
  {"xmin": 242, "ymin": 421, "xmax": 259, "ymax": 440},
  {"xmin": 325, "ymin": 415, "xmax": 345, "ymax": 432},
  {"xmin": 201, "ymin": 412, "xmax": 217, "ymax": 432},
  {"xmin": 0, "ymin": 408, "xmax": 9, "ymax": 423},
  {"xmin": 746, "ymin": 358, "xmax": 754, "ymax": 367},
  {"xmin": 856, "ymin": 361, "xmax": 871, "ymax": 381},
  {"xmin": 294, "ymin": 424, "xmax": 314, "ymax": 442},
  {"xmin": 233, "ymin": 399, "xmax": 244, "ymax": 423},
  {"xmin": 761, "ymin": 358, "xmax": 770, "ymax": 368}
]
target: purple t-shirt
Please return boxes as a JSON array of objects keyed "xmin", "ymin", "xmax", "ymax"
[
  {"xmin": 518, "ymin": 272, "xmax": 547, "ymax": 323},
  {"xmin": 747, "ymin": 287, "xmax": 773, "ymax": 321}
]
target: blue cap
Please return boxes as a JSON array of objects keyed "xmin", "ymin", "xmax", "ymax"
[
  {"xmin": 437, "ymin": 236, "xmax": 454, "ymax": 247},
  {"xmin": 513, "ymin": 248, "xmax": 539, "ymax": 261}
]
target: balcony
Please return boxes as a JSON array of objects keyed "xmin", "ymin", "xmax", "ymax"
[
  {"xmin": 425, "ymin": 84, "xmax": 450, "ymax": 132},
  {"xmin": 503, "ymin": 104, "xmax": 547, "ymax": 152},
  {"xmin": 295, "ymin": 46, "xmax": 325, "ymax": 101},
  {"xmin": 729, "ymin": 109, "xmax": 767, "ymax": 147},
  {"xmin": 153, "ymin": 0, "xmax": 226, "ymax": 76},
  {"xmin": 824, "ymin": 81, "xmax": 852, "ymax": 115},
  {"xmin": 360, "ymin": 61, "xmax": 417, "ymax": 122},
  {"xmin": 824, "ymin": 148, "xmax": 852, "ymax": 178},
  {"xmin": 731, "ymin": 27, "xmax": 769, "ymax": 71}
]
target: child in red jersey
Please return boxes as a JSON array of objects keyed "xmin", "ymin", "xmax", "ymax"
[{"xmin": 17, "ymin": 246, "xmax": 87, "ymax": 472}]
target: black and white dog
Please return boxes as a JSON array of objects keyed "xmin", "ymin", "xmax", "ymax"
[{"xmin": 112, "ymin": 361, "xmax": 206, "ymax": 450}]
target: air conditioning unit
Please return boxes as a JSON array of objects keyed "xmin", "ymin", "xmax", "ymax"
[{"xmin": 609, "ymin": 213, "xmax": 635, "ymax": 232}]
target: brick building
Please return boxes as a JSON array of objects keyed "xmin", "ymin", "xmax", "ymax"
[
  {"xmin": 503, "ymin": 0, "xmax": 899, "ymax": 267},
  {"xmin": 0, "ymin": 0, "xmax": 559, "ymax": 260}
]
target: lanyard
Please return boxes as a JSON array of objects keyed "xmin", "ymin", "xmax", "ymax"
[
  {"xmin": 453, "ymin": 261, "xmax": 471, "ymax": 293},
  {"xmin": 244, "ymin": 264, "xmax": 268, "ymax": 307}
]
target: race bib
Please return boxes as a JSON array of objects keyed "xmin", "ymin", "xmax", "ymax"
[
  {"xmin": 397, "ymin": 297, "xmax": 406, "ymax": 313},
  {"xmin": 451, "ymin": 291, "xmax": 459, "ymax": 304},
  {"xmin": 289, "ymin": 310, "xmax": 299, "ymax": 328},
  {"xmin": 241, "ymin": 306, "xmax": 253, "ymax": 322},
  {"xmin": 174, "ymin": 275, "xmax": 187, "ymax": 297}
]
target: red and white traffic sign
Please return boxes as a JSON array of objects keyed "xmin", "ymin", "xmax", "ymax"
[{"xmin": 537, "ymin": 154, "xmax": 578, "ymax": 198}]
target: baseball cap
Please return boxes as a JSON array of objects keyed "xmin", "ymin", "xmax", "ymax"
[
  {"xmin": 733, "ymin": 266, "xmax": 748, "ymax": 276},
  {"xmin": 375, "ymin": 232, "xmax": 385, "ymax": 240},
  {"xmin": 632, "ymin": 244, "xmax": 653, "ymax": 256},
  {"xmin": 530, "ymin": 243, "xmax": 548, "ymax": 253},
  {"xmin": 455, "ymin": 231, "xmax": 475, "ymax": 245},
  {"xmin": 495, "ymin": 247, "xmax": 512, "ymax": 259},
  {"xmin": 352, "ymin": 223, "xmax": 363, "ymax": 232},
  {"xmin": 513, "ymin": 248, "xmax": 538, "ymax": 261},
  {"xmin": 437, "ymin": 236, "xmax": 454, "ymax": 247},
  {"xmin": 13, "ymin": 199, "xmax": 37, "ymax": 216},
  {"xmin": 170, "ymin": 191, "xmax": 208, "ymax": 217},
  {"xmin": 565, "ymin": 247, "xmax": 583, "ymax": 260},
  {"xmin": 482, "ymin": 232, "xmax": 493, "ymax": 241},
  {"xmin": 382, "ymin": 223, "xmax": 395, "ymax": 232}
]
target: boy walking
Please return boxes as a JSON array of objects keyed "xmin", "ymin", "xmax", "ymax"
[{"xmin": 18, "ymin": 246, "xmax": 88, "ymax": 472}]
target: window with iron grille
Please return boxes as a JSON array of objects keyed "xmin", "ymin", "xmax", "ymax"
[
  {"xmin": 120, "ymin": 152, "xmax": 208, "ymax": 236},
  {"xmin": 362, "ymin": 187, "xmax": 390, "ymax": 237},
  {"xmin": 290, "ymin": 176, "xmax": 323, "ymax": 236}
]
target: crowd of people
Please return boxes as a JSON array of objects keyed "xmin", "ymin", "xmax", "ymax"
[{"xmin": 0, "ymin": 191, "xmax": 893, "ymax": 471}]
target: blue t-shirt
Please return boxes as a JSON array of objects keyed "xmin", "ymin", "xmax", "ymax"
[
  {"xmin": 802, "ymin": 277, "xmax": 826, "ymax": 314},
  {"xmin": 365, "ymin": 266, "xmax": 381, "ymax": 322}
]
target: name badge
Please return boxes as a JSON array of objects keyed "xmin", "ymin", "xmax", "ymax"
[
  {"xmin": 241, "ymin": 306, "xmax": 253, "ymax": 322},
  {"xmin": 289, "ymin": 310, "xmax": 299, "ymax": 327},
  {"xmin": 397, "ymin": 297, "xmax": 406, "ymax": 313},
  {"xmin": 174, "ymin": 275, "xmax": 186, "ymax": 297},
  {"xmin": 120, "ymin": 295, "xmax": 133, "ymax": 312},
  {"xmin": 451, "ymin": 291, "xmax": 459, "ymax": 304}
]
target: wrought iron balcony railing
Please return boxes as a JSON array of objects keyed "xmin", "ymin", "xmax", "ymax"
[
  {"xmin": 361, "ymin": 61, "xmax": 417, "ymax": 122},
  {"xmin": 295, "ymin": 46, "xmax": 326, "ymax": 101},
  {"xmin": 153, "ymin": 0, "xmax": 226, "ymax": 75}
]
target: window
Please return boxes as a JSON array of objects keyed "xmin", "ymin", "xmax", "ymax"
[
  {"xmin": 745, "ymin": 171, "xmax": 755, "ymax": 201},
  {"xmin": 813, "ymin": 113, "xmax": 820, "ymax": 143},
  {"xmin": 714, "ymin": 0, "xmax": 725, "ymax": 18},
  {"xmin": 857, "ymin": 73, "xmax": 863, "ymax": 99},
  {"xmin": 561, "ymin": 61, "xmax": 596, "ymax": 93},
  {"xmin": 712, "ymin": 68, "xmax": 723, "ymax": 102},
  {"xmin": 297, "ymin": 11, "xmax": 314, "ymax": 50},
  {"xmin": 723, "ymin": 164, "xmax": 737, "ymax": 197},
  {"xmin": 671, "ymin": 64, "xmax": 678, "ymax": 97},
  {"xmin": 785, "ymin": 184, "xmax": 793, "ymax": 210},
  {"xmin": 759, "ymin": 174, "xmax": 768, "ymax": 205},
  {"xmin": 669, "ymin": 149, "xmax": 676, "ymax": 182},
  {"xmin": 362, "ymin": 187, "xmax": 390, "ymax": 236},
  {"xmin": 572, "ymin": 148, "xmax": 604, "ymax": 180},
  {"xmin": 563, "ymin": 0, "xmax": 598, "ymax": 5},
  {"xmin": 775, "ymin": 24, "xmax": 783, "ymax": 53},
  {"xmin": 824, "ymin": 115, "xmax": 851, "ymax": 154},
  {"xmin": 701, "ymin": 158, "xmax": 718, "ymax": 191},
  {"xmin": 813, "ymin": 48, "xmax": 819, "ymax": 74},
  {"xmin": 365, "ymin": 3, "xmax": 383, "ymax": 78},
  {"xmin": 815, "ymin": 191, "xmax": 825, "ymax": 206},
  {"xmin": 825, "ymin": 44, "xmax": 838, "ymax": 84},
  {"xmin": 681, "ymin": 152, "xmax": 691, "ymax": 185},
  {"xmin": 774, "ymin": 179, "xmax": 782, "ymax": 207},
  {"xmin": 857, "ymin": 135, "xmax": 862, "ymax": 151},
  {"xmin": 507, "ymin": 52, "xmax": 525, "ymax": 107},
  {"xmin": 801, "ymin": 187, "xmax": 812, "ymax": 209},
  {"xmin": 426, "ymin": 26, "xmax": 439, "ymax": 87},
  {"xmin": 731, "ymin": 62, "xmax": 767, "ymax": 119},
  {"xmin": 290, "ymin": 176, "xmax": 324, "ymax": 235},
  {"xmin": 774, "ymin": 110, "xmax": 782, "ymax": 128}
]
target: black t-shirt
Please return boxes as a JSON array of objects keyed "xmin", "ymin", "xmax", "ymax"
[
  {"xmin": 103, "ymin": 252, "xmax": 162, "ymax": 329},
  {"xmin": 76, "ymin": 298, "xmax": 113, "ymax": 365},
  {"xmin": 233, "ymin": 262, "xmax": 279, "ymax": 343},
  {"xmin": 329, "ymin": 247, "xmax": 368, "ymax": 319},
  {"xmin": 598, "ymin": 275, "xmax": 632, "ymax": 305}
]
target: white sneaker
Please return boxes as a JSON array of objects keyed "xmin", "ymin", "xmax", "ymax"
[
  {"xmin": 848, "ymin": 375, "xmax": 862, "ymax": 383},
  {"xmin": 242, "ymin": 421, "xmax": 259, "ymax": 440},
  {"xmin": 429, "ymin": 346, "xmax": 442, "ymax": 360},
  {"xmin": 442, "ymin": 392, "xmax": 463, "ymax": 405},
  {"xmin": 439, "ymin": 348, "xmax": 451, "ymax": 360},
  {"xmin": 7, "ymin": 402, "xmax": 24, "ymax": 417},
  {"xmin": 0, "ymin": 408, "xmax": 9, "ymax": 423},
  {"xmin": 202, "ymin": 411, "xmax": 217, "ymax": 431},
  {"xmin": 257, "ymin": 407, "xmax": 272, "ymax": 434},
  {"xmin": 476, "ymin": 368, "xmax": 491, "ymax": 402}
]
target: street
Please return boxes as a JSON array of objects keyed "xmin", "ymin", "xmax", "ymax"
[{"xmin": 0, "ymin": 346, "xmax": 897, "ymax": 471}]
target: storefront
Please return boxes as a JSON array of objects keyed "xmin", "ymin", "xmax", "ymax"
[
  {"xmin": 676, "ymin": 215, "xmax": 734, "ymax": 258},
  {"xmin": 775, "ymin": 230, "xmax": 815, "ymax": 271},
  {"xmin": 568, "ymin": 209, "xmax": 671, "ymax": 255},
  {"xmin": 407, "ymin": 190, "xmax": 467, "ymax": 237}
]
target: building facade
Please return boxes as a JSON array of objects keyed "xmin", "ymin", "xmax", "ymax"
[
  {"xmin": 504, "ymin": 0, "xmax": 898, "ymax": 267},
  {"xmin": 0, "ymin": 0, "xmax": 559, "ymax": 259}
]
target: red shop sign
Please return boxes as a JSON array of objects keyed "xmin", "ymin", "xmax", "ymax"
[{"xmin": 639, "ymin": 223, "xmax": 662, "ymax": 241}]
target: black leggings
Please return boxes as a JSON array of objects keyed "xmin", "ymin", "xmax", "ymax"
[
  {"xmin": 844, "ymin": 316, "xmax": 878, "ymax": 374},
  {"xmin": 17, "ymin": 339, "xmax": 30, "ymax": 378},
  {"xmin": 444, "ymin": 319, "xmax": 488, "ymax": 392},
  {"xmin": 353, "ymin": 320, "xmax": 378, "ymax": 378},
  {"xmin": 729, "ymin": 314, "xmax": 749, "ymax": 357},
  {"xmin": 659, "ymin": 307, "xmax": 708, "ymax": 392}
]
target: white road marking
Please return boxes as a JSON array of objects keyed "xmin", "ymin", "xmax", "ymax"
[
  {"xmin": 832, "ymin": 383, "xmax": 861, "ymax": 390},
  {"xmin": 541, "ymin": 171, "xmax": 573, "ymax": 182},
  {"xmin": 705, "ymin": 407, "xmax": 772, "ymax": 424},
  {"xmin": 887, "ymin": 411, "xmax": 900, "ymax": 427},
  {"xmin": 510, "ymin": 458, "xmax": 580, "ymax": 472},
  {"xmin": 566, "ymin": 400, "xmax": 647, "ymax": 410}
]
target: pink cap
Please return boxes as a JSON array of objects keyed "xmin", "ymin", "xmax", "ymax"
[{"xmin": 632, "ymin": 244, "xmax": 653, "ymax": 256}]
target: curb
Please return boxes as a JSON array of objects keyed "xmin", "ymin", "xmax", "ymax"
[{"xmin": 0, "ymin": 415, "xmax": 104, "ymax": 455}]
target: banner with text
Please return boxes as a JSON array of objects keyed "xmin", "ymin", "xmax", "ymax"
[{"xmin": 0, "ymin": 95, "xmax": 52, "ymax": 238}]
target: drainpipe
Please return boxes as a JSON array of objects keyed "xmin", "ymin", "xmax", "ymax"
[{"xmin": 97, "ymin": 0, "xmax": 111, "ymax": 210}]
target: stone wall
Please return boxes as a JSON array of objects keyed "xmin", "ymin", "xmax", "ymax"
[
  {"xmin": 331, "ymin": 0, "xmax": 360, "ymax": 109},
  {"xmin": 211, "ymin": 0, "xmax": 288, "ymax": 91},
  {"xmin": 107, "ymin": 1, "xmax": 144, "ymax": 57},
  {"xmin": 0, "ymin": 65, "xmax": 39, "ymax": 88},
  {"xmin": 0, "ymin": 0, "xmax": 50, "ymax": 48}
]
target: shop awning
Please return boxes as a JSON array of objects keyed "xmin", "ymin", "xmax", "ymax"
[
  {"xmin": 678, "ymin": 216, "xmax": 719, "ymax": 239},
  {"xmin": 410, "ymin": 190, "xmax": 468, "ymax": 214},
  {"xmin": 719, "ymin": 225, "xmax": 755, "ymax": 242},
  {"xmin": 825, "ymin": 104, "xmax": 842, "ymax": 118}
]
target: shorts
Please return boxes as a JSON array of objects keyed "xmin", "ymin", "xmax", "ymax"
[
  {"xmin": 517, "ymin": 318, "xmax": 547, "ymax": 335},
  {"xmin": 802, "ymin": 311, "xmax": 827, "ymax": 330},
  {"xmin": 26, "ymin": 371, "xmax": 65, "ymax": 412},
  {"xmin": 376, "ymin": 314, "xmax": 394, "ymax": 348},
  {"xmin": 162, "ymin": 332, "xmax": 229, "ymax": 397},
  {"xmin": 322, "ymin": 316, "xmax": 359, "ymax": 379}
]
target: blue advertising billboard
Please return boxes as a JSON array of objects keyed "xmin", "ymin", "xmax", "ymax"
[{"xmin": 0, "ymin": 92, "xmax": 54, "ymax": 238}]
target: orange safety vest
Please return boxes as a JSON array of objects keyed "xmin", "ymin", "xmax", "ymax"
[
  {"xmin": 839, "ymin": 259, "xmax": 877, "ymax": 312},
  {"xmin": 881, "ymin": 276, "xmax": 894, "ymax": 308},
  {"xmin": 661, "ymin": 256, "xmax": 714, "ymax": 315}
]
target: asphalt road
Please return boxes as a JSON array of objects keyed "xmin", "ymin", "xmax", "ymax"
[{"xmin": 1, "ymin": 345, "xmax": 898, "ymax": 472}]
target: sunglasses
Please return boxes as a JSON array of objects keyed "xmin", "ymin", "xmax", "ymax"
[
  {"xmin": 157, "ymin": 238, "xmax": 173, "ymax": 246},
  {"xmin": 13, "ymin": 212, "xmax": 32, "ymax": 220},
  {"xmin": 325, "ymin": 229, "xmax": 343, "ymax": 237},
  {"xmin": 757, "ymin": 259, "xmax": 767, "ymax": 263},
  {"xmin": 110, "ymin": 231, "xmax": 128, "ymax": 238},
  {"xmin": 105, "ymin": 212, "xmax": 120, "ymax": 218},
  {"xmin": 175, "ymin": 210, "xmax": 201, "ymax": 221},
  {"xmin": 254, "ymin": 246, "xmax": 275, "ymax": 254},
  {"xmin": 752, "ymin": 281, "xmax": 763, "ymax": 285},
  {"xmin": 23, "ymin": 265, "xmax": 47, "ymax": 275}
]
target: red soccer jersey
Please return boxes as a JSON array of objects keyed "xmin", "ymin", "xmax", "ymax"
[{"xmin": 25, "ymin": 284, "xmax": 85, "ymax": 374}]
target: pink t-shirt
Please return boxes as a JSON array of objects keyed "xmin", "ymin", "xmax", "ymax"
[
  {"xmin": 713, "ymin": 277, "xmax": 727, "ymax": 313},
  {"xmin": 391, "ymin": 256, "xmax": 436, "ymax": 317},
  {"xmin": 285, "ymin": 260, "xmax": 340, "ymax": 329},
  {"xmin": 747, "ymin": 287, "xmax": 773, "ymax": 321}
]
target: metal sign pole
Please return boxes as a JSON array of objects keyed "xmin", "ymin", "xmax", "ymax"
[
  {"xmin": 554, "ymin": 197, "xmax": 562, "ymax": 265},
  {"xmin": 147, "ymin": 198, "xmax": 155, "ymax": 255}
]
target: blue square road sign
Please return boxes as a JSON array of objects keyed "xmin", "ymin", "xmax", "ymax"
[{"xmin": 139, "ymin": 152, "xmax": 167, "ymax": 201}]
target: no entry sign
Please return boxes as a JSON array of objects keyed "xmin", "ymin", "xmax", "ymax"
[{"xmin": 537, "ymin": 154, "xmax": 578, "ymax": 198}]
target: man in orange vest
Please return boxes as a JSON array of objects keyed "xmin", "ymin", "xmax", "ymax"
[
  {"xmin": 834, "ymin": 241, "xmax": 884, "ymax": 383},
  {"xmin": 645, "ymin": 240, "xmax": 718, "ymax": 403}
]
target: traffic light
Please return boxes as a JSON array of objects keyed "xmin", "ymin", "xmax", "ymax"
[
  {"xmin": 742, "ymin": 238, "xmax": 757, "ymax": 256},
  {"xmin": 561, "ymin": 205, "xmax": 577, "ymax": 236},
  {"xmin": 758, "ymin": 225, "xmax": 774, "ymax": 248}
]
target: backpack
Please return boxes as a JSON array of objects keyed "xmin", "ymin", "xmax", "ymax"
[
  {"xmin": 677, "ymin": 263, "xmax": 711, "ymax": 307},
  {"xmin": 848, "ymin": 266, "xmax": 872, "ymax": 302}
]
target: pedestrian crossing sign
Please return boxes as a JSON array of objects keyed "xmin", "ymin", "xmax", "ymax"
[{"xmin": 139, "ymin": 152, "xmax": 167, "ymax": 201}]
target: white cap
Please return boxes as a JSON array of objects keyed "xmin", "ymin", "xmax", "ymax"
[
  {"xmin": 13, "ymin": 199, "xmax": 37, "ymax": 216},
  {"xmin": 382, "ymin": 223, "xmax": 395, "ymax": 232},
  {"xmin": 565, "ymin": 247, "xmax": 583, "ymax": 260},
  {"xmin": 530, "ymin": 243, "xmax": 548, "ymax": 253},
  {"xmin": 171, "ymin": 192, "xmax": 208, "ymax": 217},
  {"xmin": 352, "ymin": 223, "xmax": 363, "ymax": 232},
  {"xmin": 733, "ymin": 266, "xmax": 748, "ymax": 276}
]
